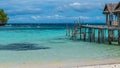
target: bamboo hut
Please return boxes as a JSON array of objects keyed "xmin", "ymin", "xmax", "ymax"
[
  {"xmin": 114, "ymin": 2, "xmax": 120, "ymax": 26},
  {"xmin": 103, "ymin": 2, "xmax": 120, "ymax": 26},
  {"xmin": 103, "ymin": 4, "xmax": 118, "ymax": 26},
  {"xmin": 69, "ymin": 2, "xmax": 120, "ymax": 45}
]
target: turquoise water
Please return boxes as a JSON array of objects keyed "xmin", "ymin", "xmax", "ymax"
[{"xmin": 0, "ymin": 25, "xmax": 120, "ymax": 64}]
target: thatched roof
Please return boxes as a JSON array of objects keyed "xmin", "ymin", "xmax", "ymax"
[
  {"xmin": 103, "ymin": 2, "xmax": 120, "ymax": 14},
  {"xmin": 103, "ymin": 4, "xmax": 117, "ymax": 14},
  {"xmin": 115, "ymin": 2, "xmax": 120, "ymax": 12}
]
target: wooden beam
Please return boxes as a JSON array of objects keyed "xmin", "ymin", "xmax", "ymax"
[
  {"xmin": 98, "ymin": 29, "xmax": 101, "ymax": 43},
  {"xmin": 112, "ymin": 30, "xmax": 114, "ymax": 41},
  {"xmin": 92, "ymin": 28, "xmax": 95, "ymax": 42},
  {"xmin": 80, "ymin": 27, "xmax": 81, "ymax": 40},
  {"xmin": 101, "ymin": 29, "xmax": 105, "ymax": 43},
  {"xmin": 118, "ymin": 14, "xmax": 120, "ymax": 27},
  {"xmin": 118, "ymin": 30, "xmax": 120, "ymax": 45},
  {"xmin": 88, "ymin": 28, "xmax": 92, "ymax": 42},
  {"xmin": 106, "ymin": 14, "xmax": 109, "ymax": 25},
  {"xmin": 108, "ymin": 29, "xmax": 112, "ymax": 44},
  {"xmin": 84, "ymin": 28, "xmax": 86, "ymax": 41}
]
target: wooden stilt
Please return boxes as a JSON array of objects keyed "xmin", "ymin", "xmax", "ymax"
[
  {"xmin": 108, "ymin": 29, "xmax": 112, "ymax": 44},
  {"xmin": 74, "ymin": 28, "xmax": 77, "ymax": 40},
  {"xmin": 101, "ymin": 29, "xmax": 104, "ymax": 43},
  {"xmin": 118, "ymin": 30, "xmax": 120, "ymax": 45},
  {"xmin": 98, "ymin": 29, "xmax": 101, "ymax": 43},
  {"xmin": 66, "ymin": 24, "xmax": 70, "ymax": 37},
  {"xmin": 71, "ymin": 27, "xmax": 75, "ymax": 40},
  {"xmin": 80, "ymin": 27, "xmax": 81, "ymax": 40},
  {"xmin": 104, "ymin": 29, "xmax": 107, "ymax": 42},
  {"xmin": 89, "ymin": 28, "xmax": 92, "ymax": 42},
  {"xmin": 66, "ymin": 24, "xmax": 68, "ymax": 36},
  {"xmin": 68, "ymin": 27, "xmax": 70, "ymax": 37},
  {"xmin": 84, "ymin": 28, "xmax": 86, "ymax": 41},
  {"xmin": 92, "ymin": 28, "xmax": 95, "ymax": 42},
  {"xmin": 112, "ymin": 30, "xmax": 114, "ymax": 41}
]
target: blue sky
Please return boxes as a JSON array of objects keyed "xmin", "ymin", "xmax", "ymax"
[{"xmin": 0, "ymin": 0, "xmax": 119, "ymax": 23}]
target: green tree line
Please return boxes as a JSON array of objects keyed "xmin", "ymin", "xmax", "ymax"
[{"xmin": 0, "ymin": 9, "xmax": 9, "ymax": 25}]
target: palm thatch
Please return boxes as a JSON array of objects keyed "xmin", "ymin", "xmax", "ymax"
[
  {"xmin": 103, "ymin": 2, "xmax": 120, "ymax": 14},
  {"xmin": 103, "ymin": 4, "xmax": 117, "ymax": 14},
  {"xmin": 103, "ymin": 2, "xmax": 120, "ymax": 26},
  {"xmin": 115, "ymin": 2, "xmax": 120, "ymax": 13}
]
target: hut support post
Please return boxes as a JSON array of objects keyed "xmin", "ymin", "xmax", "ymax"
[
  {"xmin": 112, "ymin": 30, "xmax": 114, "ymax": 41},
  {"xmin": 66, "ymin": 24, "xmax": 70, "ymax": 37},
  {"xmin": 118, "ymin": 14, "xmax": 120, "ymax": 44},
  {"xmin": 108, "ymin": 29, "xmax": 112, "ymax": 44},
  {"xmin": 92, "ymin": 28, "xmax": 95, "ymax": 42},
  {"xmin": 118, "ymin": 30, "xmax": 120, "ymax": 45},
  {"xmin": 98, "ymin": 29, "xmax": 101, "ymax": 43},
  {"xmin": 101, "ymin": 29, "xmax": 104, "ymax": 43},
  {"xmin": 71, "ymin": 27, "xmax": 76, "ymax": 40},
  {"xmin": 66, "ymin": 24, "xmax": 68, "ymax": 36},
  {"xmin": 80, "ymin": 27, "xmax": 81, "ymax": 40},
  {"xmin": 106, "ymin": 14, "xmax": 109, "ymax": 25},
  {"xmin": 84, "ymin": 28, "xmax": 86, "ymax": 41},
  {"xmin": 88, "ymin": 28, "xmax": 92, "ymax": 42}
]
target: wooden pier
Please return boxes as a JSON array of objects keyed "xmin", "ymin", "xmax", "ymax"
[
  {"xmin": 68, "ymin": 25, "xmax": 120, "ymax": 45},
  {"xmin": 66, "ymin": 2, "xmax": 120, "ymax": 45}
]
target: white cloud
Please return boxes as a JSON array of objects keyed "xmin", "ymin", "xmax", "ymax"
[
  {"xmin": 46, "ymin": 14, "xmax": 65, "ymax": 19},
  {"xmin": 70, "ymin": 2, "xmax": 81, "ymax": 6},
  {"xmin": 31, "ymin": 16, "xmax": 42, "ymax": 20},
  {"xmin": 31, "ymin": 14, "xmax": 65, "ymax": 21},
  {"xmin": 6, "ymin": 8, "xmax": 42, "ymax": 16},
  {"xmin": 0, "ymin": 0, "xmax": 117, "ymax": 23},
  {"xmin": 72, "ymin": 16, "xmax": 90, "ymax": 20},
  {"xmin": 69, "ymin": 2, "xmax": 104, "ymax": 12},
  {"xmin": 25, "ymin": 15, "xmax": 104, "ymax": 21},
  {"xmin": 95, "ymin": 16, "xmax": 104, "ymax": 20}
]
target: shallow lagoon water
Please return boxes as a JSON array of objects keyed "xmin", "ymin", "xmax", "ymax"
[{"xmin": 0, "ymin": 25, "xmax": 120, "ymax": 64}]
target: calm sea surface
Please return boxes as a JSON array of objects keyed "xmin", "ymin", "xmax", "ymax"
[{"xmin": 0, "ymin": 24, "xmax": 120, "ymax": 64}]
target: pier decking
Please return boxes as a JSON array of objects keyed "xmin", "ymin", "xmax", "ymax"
[
  {"xmin": 67, "ymin": 25, "xmax": 120, "ymax": 45},
  {"xmin": 80, "ymin": 25, "xmax": 120, "ymax": 30}
]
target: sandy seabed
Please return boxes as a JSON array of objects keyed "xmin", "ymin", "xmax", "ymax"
[{"xmin": 0, "ymin": 58, "xmax": 120, "ymax": 68}]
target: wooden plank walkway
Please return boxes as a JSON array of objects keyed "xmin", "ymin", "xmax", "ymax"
[
  {"xmin": 80, "ymin": 25, "xmax": 120, "ymax": 30},
  {"xmin": 66, "ymin": 25, "xmax": 120, "ymax": 45}
]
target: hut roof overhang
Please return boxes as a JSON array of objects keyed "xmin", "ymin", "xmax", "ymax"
[
  {"xmin": 103, "ymin": 4, "xmax": 117, "ymax": 14},
  {"xmin": 114, "ymin": 2, "xmax": 120, "ymax": 13}
]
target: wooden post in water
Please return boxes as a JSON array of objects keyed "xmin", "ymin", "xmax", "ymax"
[
  {"xmin": 118, "ymin": 30, "xmax": 120, "ymax": 45},
  {"xmin": 71, "ymin": 27, "xmax": 75, "ymax": 40},
  {"xmin": 66, "ymin": 24, "xmax": 70, "ymax": 37},
  {"xmin": 84, "ymin": 28, "xmax": 86, "ymax": 41},
  {"xmin": 98, "ymin": 29, "xmax": 101, "ymax": 43},
  {"xmin": 92, "ymin": 28, "xmax": 95, "ymax": 42},
  {"xmin": 68, "ymin": 27, "xmax": 70, "ymax": 37},
  {"xmin": 80, "ymin": 27, "xmax": 82, "ymax": 40},
  {"xmin": 88, "ymin": 28, "xmax": 92, "ymax": 42},
  {"xmin": 108, "ymin": 29, "xmax": 112, "ymax": 44},
  {"xmin": 117, "ymin": 13, "xmax": 120, "ymax": 45},
  {"xmin": 66, "ymin": 24, "xmax": 68, "ymax": 36},
  {"xmin": 101, "ymin": 29, "xmax": 105, "ymax": 43},
  {"xmin": 104, "ymin": 29, "xmax": 107, "ymax": 42},
  {"xmin": 112, "ymin": 30, "xmax": 114, "ymax": 41}
]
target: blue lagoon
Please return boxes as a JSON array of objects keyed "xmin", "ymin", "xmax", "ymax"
[{"xmin": 0, "ymin": 24, "xmax": 120, "ymax": 68}]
